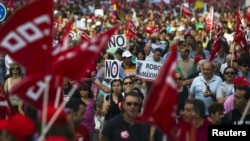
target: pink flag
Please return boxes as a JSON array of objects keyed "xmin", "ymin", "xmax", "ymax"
[{"xmin": 133, "ymin": 44, "xmax": 178, "ymax": 138}]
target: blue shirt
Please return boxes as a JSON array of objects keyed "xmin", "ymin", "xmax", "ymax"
[{"xmin": 189, "ymin": 75, "xmax": 222, "ymax": 115}]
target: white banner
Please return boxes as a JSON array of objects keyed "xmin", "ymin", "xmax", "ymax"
[{"xmin": 136, "ymin": 60, "xmax": 162, "ymax": 81}]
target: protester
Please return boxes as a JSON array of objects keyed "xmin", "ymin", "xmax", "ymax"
[
  {"xmin": 4, "ymin": 63, "xmax": 23, "ymax": 112},
  {"xmin": 100, "ymin": 91, "xmax": 151, "ymax": 141},
  {"xmin": 66, "ymin": 98, "xmax": 91, "ymax": 141},
  {"xmin": 207, "ymin": 102, "xmax": 224, "ymax": 124},
  {"xmin": 188, "ymin": 61, "xmax": 223, "ymax": 116},
  {"xmin": 79, "ymin": 82, "xmax": 96, "ymax": 137},
  {"xmin": 221, "ymin": 77, "xmax": 250, "ymax": 125}
]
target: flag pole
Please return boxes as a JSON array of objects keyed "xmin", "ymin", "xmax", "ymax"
[
  {"xmin": 40, "ymin": 76, "xmax": 51, "ymax": 140},
  {"xmin": 239, "ymin": 98, "xmax": 250, "ymax": 125},
  {"xmin": 209, "ymin": 7, "xmax": 214, "ymax": 40},
  {"xmin": 37, "ymin": 83, "xmax": 79, "ymax": 141},
  {"xmin": 180, "ymin": 4, "xmax": 182, "ymax": 20},
  {"xmin": 54, "ymin": 87, "xmax": 62, "ymax": 108}
]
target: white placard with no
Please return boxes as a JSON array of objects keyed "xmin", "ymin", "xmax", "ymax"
[
  {"xmin": 105, "ymin": 60, "xmax": 120, "ymax": 79},
  {"xmin": 108, "ymin": 34, "xmax": 126, "ymax": 48}
]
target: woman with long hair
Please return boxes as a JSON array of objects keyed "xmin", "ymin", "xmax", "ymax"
[{"xmin": 4, "ymin": 63, "xmax": 23, "ymax": 112}]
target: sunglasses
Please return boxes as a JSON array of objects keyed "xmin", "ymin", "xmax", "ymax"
[
  {"xmin": 124, "ymin": 82, "xmax": 133, "ymax": 85},
  {"xmin": 224, "ymin": 72, "xmax": 235, "ymax": 75},
  {"xmin": 11, "ymin": 67, "xmax": 19, "ymax": 70},
  {"xmin": 241, "ymin": 64, "xmax": 249, "ymax": 68},
  {"xmin": 125, "ymin": 102, "xmax": 139, "ymax": 107},
  {"xmin": 176, "ymin": 77, "xmax": 183, "ymax": 81}
]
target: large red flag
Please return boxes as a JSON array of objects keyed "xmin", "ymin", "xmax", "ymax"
[
  {"xmin": 52, "ymin": 25, "xmax": 119, "ymax": 82},
  {"xmin": 133, "ymin": 44, "xmax": 178, "ymax": 138},
  {"xmin": 0, "ymin": 0, "xmax": 53, "ymax": 75},
  {"xmin": 11, "ymin": 72, "xmax": 63, "ymax": 110}
]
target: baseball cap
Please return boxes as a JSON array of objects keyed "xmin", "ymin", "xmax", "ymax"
[{"xmin": 122, "ymin": 50, "xmax": 132, "ymax": 58}]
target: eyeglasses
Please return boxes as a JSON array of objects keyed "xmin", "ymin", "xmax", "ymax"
[
  {"xmin": 11, "ymin": 67, "xmax": 19, "ymax": 70},
  {"xmin": 124, "ymin": 82, "xmax": 133, "ymax": 85},
  {"xmin": 224, "ymin": 72, "xmax": 235, "ymax": 75},
  {"xmin": 125, "ymin": 102, "xmax": 139, "ymax": 107}
]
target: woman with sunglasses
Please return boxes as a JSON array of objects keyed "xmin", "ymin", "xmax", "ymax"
[
  {"xmin": 216, "ymin": 66, "xmax": 236, "ymax": 105},
  {"xmin": 4, "ymin": 63, "xmax": 23, "ymax": 112}
]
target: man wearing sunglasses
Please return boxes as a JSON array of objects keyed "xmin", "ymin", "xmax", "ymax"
[{"xmin": 100, "ymin": 91, "xmax": 151, "ymax": 141}]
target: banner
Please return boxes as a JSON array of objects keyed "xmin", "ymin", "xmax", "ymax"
[
  {"xmin": 136, "ymin": 60, "xmax": 162, "ymax": 82},
  {"xmin": 105, "ymin": 59, "xmax": 120, "ymax": 79},
  {"xmin": 108, "ymin": 34, "xmax": 126, "ymax": 48}
]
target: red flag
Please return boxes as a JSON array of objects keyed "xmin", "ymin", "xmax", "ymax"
[
  {"xmin": 209, "ymin": 24, "xmax": 221, "ymax": 61},
  {"xmin": 133, "ymin": 45, "xmax": 178, "ymax": 137},
  {"xmin": 126, "ymin": 20, "xmax": 137, "ymax": 38},
  {"xmin": 11, "ymin": 73, "xmax": 64, "ymax": 110},
  {"xmin": 8, "ymin": 0, "xmax": 15, "ymax": 10},
  {"xmin": 181, "ymin": 5, "xmax": 192, "ymax": 17},
  {"xmin": 175, "ymin": 117, "xmax": 196, "ymax": 141},
  {"xmin": 79, "ymin": 30, "xmax": 90, "ymax": 42},
  {"xmin": 234, "ymin": 10, "xmax": 248, "ymax": 53},
  {"xmin": 246, "ymin": 6, "xmax": 250, "ymax": 22},
  {"xmin": 0, "ymin": 84, "xmax": 15, "ymax": 119},
  {"xmin": 52, "ymin": 25, "xmax": 119, "ymax": 82},
  {"xmin": 0, "ymin": 0, "xmax": 53, "ymax": 75}
]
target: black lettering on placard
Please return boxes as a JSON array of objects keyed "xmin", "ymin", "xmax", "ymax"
[
  {"xmin": 111, "ymin": 61, "xmax": 118, "ymax": 78},
  {"xmin": 106, "ymin": 61, "xmax": 119, "ymax": 78},
  {"xmin": 106, "ymin": 61, "xmax": 112, "ymax": 77},
  {"xmin": 116, "ymin": 35, "xmax": 125, "ymax": 47},
  {"xmin": 108, "ymin": 36, "xmax": 116, "ymax": 47}
]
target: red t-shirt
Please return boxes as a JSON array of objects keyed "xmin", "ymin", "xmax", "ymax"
[{"xmin": 75, "ymin": 124, "xmax": 91, "ymax": 141}]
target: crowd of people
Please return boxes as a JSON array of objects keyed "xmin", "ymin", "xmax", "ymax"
[{"xmin": 0, "ymin": 0, "xmax": 250, "ymax": 141}]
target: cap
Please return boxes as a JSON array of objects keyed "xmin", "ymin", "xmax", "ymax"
[
  {"xmin": 234, "ymin": 77, "xmax": 250, "ymax": 87},
  {"xmin": 122, "ymin": 50, "xmax": 132, "ymax": 58},
  {"xmin": 194, "ymin": 55, "xmax": 203, "ymax": 63},
  {"xmin": 6, "ymin": 114, "xmax": 35, "ymax": 141}
]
